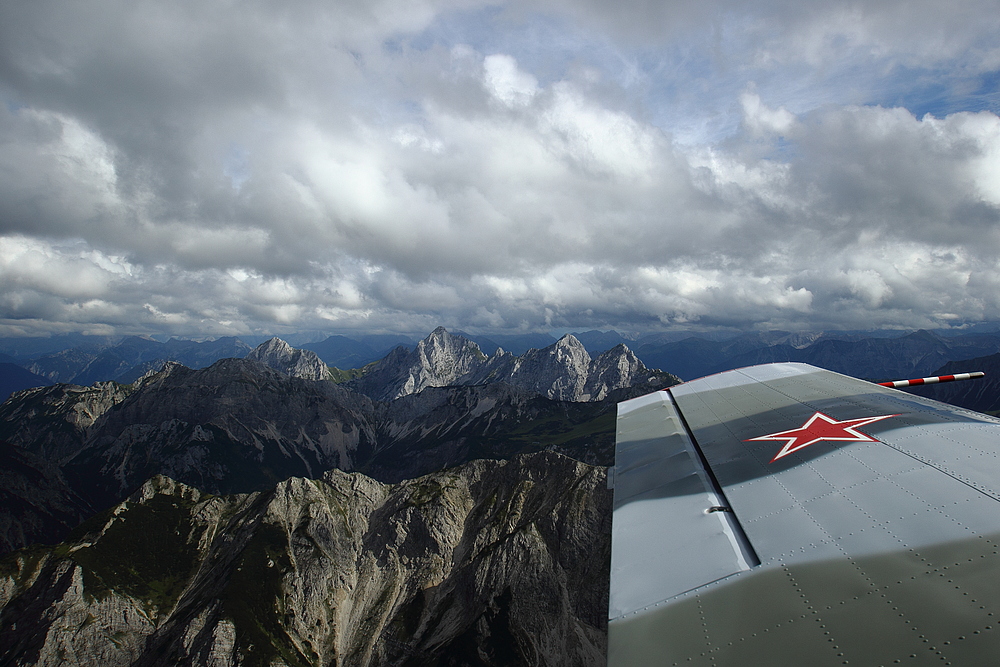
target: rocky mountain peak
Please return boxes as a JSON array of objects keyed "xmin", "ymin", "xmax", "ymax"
[
  {"xmin": 350, "ymin": 328, "xmax": 490, "ymax": 401},
  {"xmin": 584, "ymin": 344, "xmax": 665, "ymax": 401},
  {"xmin": 554, "ymin": 333, "xmax": 591, "ymax": 362},
  {"xmin": 419, "ymin": 327, "xmax": 484, "ymax": 357},
  {"xmin": 246, "ymin": 337, "xmax": 328, "ymax": 381},
  {"xmin": 555, "ymin": 333, "xmax": 585, "ymax": 350},
  {"xmin": 256, "ymin": 336, "xmax": 293, "ymax": 355},
  {"xmin": 348, "ymin": 328, "xmax": 677, "ymax": 402},
  {"xmin": 496, "ymin": 334, "xmax": 592, "ymax": 401},
  {"xmin": 414, "ymin": 327, "xmax": 486, "ymax": 372},
  {"xmin": 132, "ymin": 360, "xmax": 185, "ymax": 388}
]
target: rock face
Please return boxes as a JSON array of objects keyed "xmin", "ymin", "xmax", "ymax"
[
  {"xmin": 0, "ymin": 381, "xmax": 134, "ymax": 461},
  {"xmin": 0, "ymin": 357, "xmax": 629, "ymax": 554},
  {"xmin": 246, "ymin": 338, "xmax": 329, "ymax": 381},
  {"xmin": 350, "ymin": 327, "xmax": 677, "ymax": 402},
  {"xmin": 585, "ymin": 344, "xmax": 657, "ymax": 401},
  {"xmin": 487, "ymin": 339, "xmax": 669, "ymax": 402},
  {"xmin": 490, "ymin": 335, "xmax": 593, "ymax": 401},
  {"xmin": 73, "ymin": 360, "xmax": 376, "ymax": 499},
  {"xmin": 0, "ymin": 453, "xmax": 611, "ymax": 667},
  {"xmin": 371, "ymin": 383, "xmax": 620, "ymax": 482},
  {"xmin": 0, "ymin": 381, "xmax": 138, "ymax": 555},
  {"xmin": 348, "ymin": 327, "xmax": 491, "ymax": 401}
]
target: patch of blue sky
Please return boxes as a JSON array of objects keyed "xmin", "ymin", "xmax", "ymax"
[
  {"xmin": 399, "ymin": 8, "xmax": 738, "ymax": 141},
  {"xmin": 397, "ymin": 5, "xmax": 502, "ymax": 52},
  {"xmin": 2, "ymin": 84, "xmax": 27, "ymax": 113},
  {"xmin": 398, "ymin": 6, "xmax": 640, "ymax": 89},
  {"xmin": 390, "ymin": 6, "xmax": 999, "ymax": 147},
  {"xmin": 366, "ymin": 97, "xmax": 426, "ymax": 129},
  {"xmin": 641, "ymin": 59, "xmax": 824, "ymax": 146},
  {"xmin": 636, "ymin": 31, "xmax": 999, "ymax": 142},
  {"xmin": 654, "ymin": 59, "xmax": 999, "ymax": 145},
  {"xmin": 223, "ymin": 143, "xmax": 250, "ymax": 191},
  {"xmin": 866, "ymin": 65, "xmax": 1000, "ymax": 118},
  {"xmin": 978, "ymin": 71, "xmax": 1000, "ymax": 114}
]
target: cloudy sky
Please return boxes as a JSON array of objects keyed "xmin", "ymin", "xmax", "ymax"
[{"xmin": 1, "ymin": 0, "xmax": 999, "ymax": 338}]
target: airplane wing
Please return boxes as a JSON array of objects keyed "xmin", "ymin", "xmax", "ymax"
[{"xmin": 609, "ymin": 362, "xmax": 1000, "ymax": 666}]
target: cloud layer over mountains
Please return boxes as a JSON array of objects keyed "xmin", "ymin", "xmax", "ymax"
[{"xmin": 1, "ymin": 0, "xmax": 999, "ymax": 336}]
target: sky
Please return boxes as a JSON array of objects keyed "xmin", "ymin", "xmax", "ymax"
[{"xmin": 1, "ymin": 0, "xmax": 1000, "ymax": 339}]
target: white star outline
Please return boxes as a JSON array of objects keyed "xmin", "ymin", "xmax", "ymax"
[{"xmin": 746, "ymin": 411, "xmax": 901, "ymax": 463}]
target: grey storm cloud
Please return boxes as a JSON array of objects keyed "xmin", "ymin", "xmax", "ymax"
[{"xmin": 1, "ymin": 0, "xmax": 999, "ymax": 337}]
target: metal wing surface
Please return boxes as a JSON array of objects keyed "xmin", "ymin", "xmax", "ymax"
[{"xmin": 609, "ymin": 362, "xmax": 1000, "ymax": 666}]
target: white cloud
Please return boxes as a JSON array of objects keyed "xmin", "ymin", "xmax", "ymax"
[
  {"xmin": 0, "ymin": 0, "xmax": 999, "ymax": 337},
  {"xmin": 740, "ymin": 92, "xmax": 796, "ymax": 137},
  {"xmin": 0, "ymin": 236, "xmax": 118, "ymax": 300},
  {"xmin": 483, "ymin": 54, "xmax": 539, "ymax": 107}
]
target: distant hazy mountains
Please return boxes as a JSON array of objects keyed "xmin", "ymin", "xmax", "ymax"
[
  {"xmin": 631, "ymin": 329, "xmax": 1000, "ymax": 381},
  {"xmin": 6, "ymin": 327, "xmax": 1000, "ymax": 397},
  {"xmin": 0, "ymin": 363, "xmax": 52, "ymax": 403},
  {"xmin": 300, "ymin": 332, "xmax": 418, "ymax": 368},
  {"xmin": 19, "ymin": 336, "xmax": 254, "ymax": 385},
  {"xmin": 902, "ymin": 352, "xmax": 1000, "ymax": 414}
]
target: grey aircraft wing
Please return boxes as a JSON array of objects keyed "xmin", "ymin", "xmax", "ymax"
[{"xmin": 609, "ymin": 362, "xmax": 1000, "ymax": 666}]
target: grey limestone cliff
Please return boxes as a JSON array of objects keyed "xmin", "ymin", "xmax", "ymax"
[
  {"xmin": 486, "ymin": 337, "xmax": 672, "ymax": 402},
  {"xmin": 487, "ymin": 335, "xmax": 592, "ymax": 401},
  {"xmin": 585, "ymin": 344, "xmax": 663, "ymax": 401},
  {"xmin": 349, "ymin": 327, "xmax": 677, "ymax": 403},
  {"xmin": 0, "ymin": 452, "xmax": 610, "ymax": 667},
  {"xmin": 246, "ymin": 338, "xmax": 329, "ymax": 381},
  {"xmin": 348, "ymin": 327, "xmax": 492, "ymax": 401}
]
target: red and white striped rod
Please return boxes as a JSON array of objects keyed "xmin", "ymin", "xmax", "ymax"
[{"xmin": 878, "ymin": 371, "xmax": 985, "ymax": 388}]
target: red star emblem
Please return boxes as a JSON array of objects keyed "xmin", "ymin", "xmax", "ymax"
[{"xmin": 746, "ymin": 411, "xmax": 900, "ymax": 463}]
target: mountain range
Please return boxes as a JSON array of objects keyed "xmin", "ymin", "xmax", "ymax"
[
  {"xmin": 7, "ymin": 327, "xmax": 1000, "ymax": 397},
  {"xmin": 19, "ymin": 336, "xmax": 254, "ymax": 386},
  {"xmin": 2, "ymin": 324, "xmax": 1000, "ymax": 665},
  {"xmin": 631, "ymin": 329, "xmax": 1000, "ymax": 381},
  {"xmin": 0, "ymin": 328, "xmax": 664, "ymax": 665},
  {"xmin": 0, "ymin": 327, "xmax": 671, "ymax": 397},
  {"xmin": 0, "ymin": 329, "xmax": 672, "ymax": 556},
  {"xmin": 345, "ymin": 327, "xmax": 673, "ymax": 403}
]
